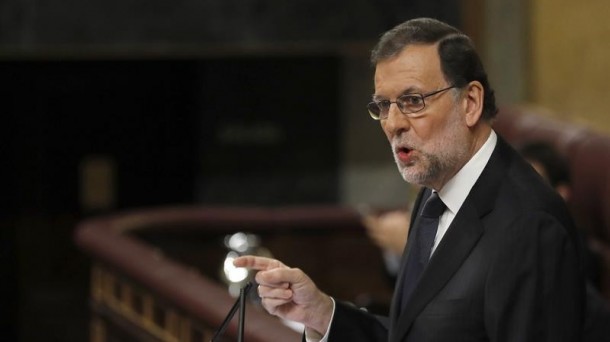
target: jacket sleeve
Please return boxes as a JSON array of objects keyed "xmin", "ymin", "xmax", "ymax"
[
  {"xmin": 484, "ymin": 211, "xmax": 585, "ymax": 342},
  {"xmin": 327, "ymin": 301, "xmax": 389, "ymax": 341}
]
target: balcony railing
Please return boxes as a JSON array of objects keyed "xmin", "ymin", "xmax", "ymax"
[{"xmin": 75, "ymin": 205, "xmax": 394, "ymax": 341}]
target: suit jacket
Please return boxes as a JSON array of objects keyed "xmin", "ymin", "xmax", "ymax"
[{"xmin": 328, "ymin": 136, "xmax": 585, "ymax": 341}]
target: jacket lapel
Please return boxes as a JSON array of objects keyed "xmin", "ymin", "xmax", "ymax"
[
  {"xmin": 389, "ymin": 137, "xmax": 511, "ymax": 342},
  {"xmin": 389, "ymin": 189, "xmax": 429, "ymax": 325},
  {"xmin": 390, "ymin": 201, "xmax": 485, "ymax": 341}
]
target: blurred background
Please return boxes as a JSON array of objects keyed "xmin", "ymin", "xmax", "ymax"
[{"xmin": 3, "ymin": 0, "xmax": 610, "ymax": 341}]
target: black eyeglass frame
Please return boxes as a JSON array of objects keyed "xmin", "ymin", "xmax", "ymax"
[{"xmin": 367, "ymin": 85, "xmax": 456, "ymax": 120}]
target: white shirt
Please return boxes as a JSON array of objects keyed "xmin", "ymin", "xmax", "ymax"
[
  {"xmin": 432, "ymin": 130, "xmax": 497, "ymax": 255},
  {"xmin": 307, "ymin": 130, "xmax": 498, "ymax": 342}
]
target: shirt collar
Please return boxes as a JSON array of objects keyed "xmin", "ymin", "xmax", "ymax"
[{"xmin": 437, "ymin": 130, "xmax": 497, "ymax": 215}]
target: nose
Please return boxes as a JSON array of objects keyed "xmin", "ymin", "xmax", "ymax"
[{"xmin": 382, "ymin": 103, "xmax": 411, "ymax": 137}]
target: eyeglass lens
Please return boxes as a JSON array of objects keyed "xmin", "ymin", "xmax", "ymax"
[{"xmin": 367, "ymin": 94, "xmax": 425, "ymax": 119}]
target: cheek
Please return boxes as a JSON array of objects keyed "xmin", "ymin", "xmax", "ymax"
[
  {"xmin": 429, "ymin": 110, "xmax": 464, "ymax": 138},
  {"xmin": 412, "ymin": 114, "xmax": 461, "ymax": 150},
  {"xmin": 410, "ymin": 120, "xmax": 436, "ymax": 142}
]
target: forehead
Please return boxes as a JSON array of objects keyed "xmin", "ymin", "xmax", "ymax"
[{"xmin": 373, "ymin": 44, "xmax": 444, "ymax": 94}]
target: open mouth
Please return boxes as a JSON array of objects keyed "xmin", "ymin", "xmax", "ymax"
[
  {"xmin": 397, "ymin": 146, "xmax": 412, "ymax": 154},
  {"xmin": 395, "ymin": 146, "xmax": 413, "ymax": 162}
]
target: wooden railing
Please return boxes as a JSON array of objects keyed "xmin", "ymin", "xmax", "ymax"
[{"xmin": 74, "ymin": 206, "xmax": 393, "ymax": 341}]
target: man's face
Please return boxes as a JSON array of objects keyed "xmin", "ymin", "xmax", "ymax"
[{"xmin": 374, "ymin": 44, "xmax": 471, "ymax": 190}]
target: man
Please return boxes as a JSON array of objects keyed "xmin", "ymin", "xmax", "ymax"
[{"xmin": 235, "ymin": 18, "xmax": 584, "ymax": 341}]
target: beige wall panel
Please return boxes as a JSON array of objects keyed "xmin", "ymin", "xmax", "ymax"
[{"xmin": 532, "ymin": 0, "xmax": 610, "ymax": 133}]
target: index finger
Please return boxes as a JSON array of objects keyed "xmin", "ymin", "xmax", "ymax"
[{"xmin": 233, "ymin": 255, "xmax": 287, "ymax": 271}]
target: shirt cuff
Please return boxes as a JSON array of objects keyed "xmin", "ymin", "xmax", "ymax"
[{"xmin": 304, "ymin": 297, "xmax": 336, "ymax": 342}]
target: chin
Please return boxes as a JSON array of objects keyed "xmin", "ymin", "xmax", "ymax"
[
  {"xmin": 399, "ymin": 168, "xmax": 421, "ymax": 185},
  {"xmin": 399, "ymin": 165, "xmax": 434, "ymax": 187}
]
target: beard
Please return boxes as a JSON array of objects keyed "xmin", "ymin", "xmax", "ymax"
[
  {"xmin": 391, "ymin": 110, "xmax": 470, "ymax": 189},
  {"xmin": 393, "ymin": 149, "xmax": 449, "ymax": 186}
]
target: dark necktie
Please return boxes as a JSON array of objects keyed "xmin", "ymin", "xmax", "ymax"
[{"xmin": 399, "ymin": 191, "xmax": 447, "ymax": 309}]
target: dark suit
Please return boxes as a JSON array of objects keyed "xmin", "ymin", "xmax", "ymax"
[{"xmin": 328, "ymin": 137, "xmax": 585, "ymax": 341}]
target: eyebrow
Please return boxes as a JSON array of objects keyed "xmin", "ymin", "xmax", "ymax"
[
  {"xmin": 401, "ymin": 86, "xmax": 421, "ymax": 94},
  {"xmin": 372, "ymin": 86, "xmax": 423, "ymax": 101}
]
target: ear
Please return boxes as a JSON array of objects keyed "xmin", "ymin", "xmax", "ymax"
[{"xmin": 462, "ymin": 81, "xmax": 484, "ymax": 127}]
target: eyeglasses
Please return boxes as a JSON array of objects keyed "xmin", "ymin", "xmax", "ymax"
[{"xmin": 367, "ymin": 85, "xmax": 456, "ymax": 120}]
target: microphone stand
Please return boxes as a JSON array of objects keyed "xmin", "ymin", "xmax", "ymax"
[
  {"xmin": 210, "ymin": 282, "xmax": 253, "ymax": 342},
  {"xmin": 238, "ymin": 283, "xmax": 247, "ymax": 342}
]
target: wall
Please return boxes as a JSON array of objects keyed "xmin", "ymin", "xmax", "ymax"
[
  {"xmin": 530, "ymin": 0, "xmax": 610, "ymax": 133},
  {"xmin": 482, "ymin": 0, "xmax": 528, "ymax": 106}
]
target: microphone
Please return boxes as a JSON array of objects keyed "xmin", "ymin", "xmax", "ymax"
[{"xmin": 211, "ymin": 282, "xmax": 254, "ymax": 342}]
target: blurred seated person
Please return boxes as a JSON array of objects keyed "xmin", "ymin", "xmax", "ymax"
[
  {"xmin": 520, "ymin": 142, "xmax": 571, "ymax": 201},
  {"xmin": 360, "ymin": 184, "xmax": 420, "ymax": 280},
  {"xmin": 362, "ymin": 141, "xmax": 610, "ymax": 340},
  {"xmin": 363, "ymin": 209, "xmax": 411, "ymax": 277}
]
